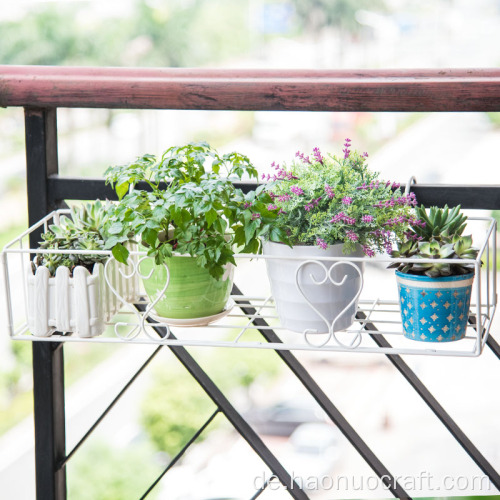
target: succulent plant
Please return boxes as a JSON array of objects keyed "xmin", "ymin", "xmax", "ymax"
[
  {"xmin": 35, "ymin": 200, "xmax": 109, "ymax": 276},
  {"xmin": 389, "ymin": 205, "xmax": 478, "ymax": 278},
  {"xmin": 412, "ymin": 204, "xmax": 468, "ymax": 241}
]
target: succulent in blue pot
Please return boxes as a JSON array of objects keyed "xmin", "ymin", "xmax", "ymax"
[{"xmin": 390, "ymin": 205, "xmax": 479, "ymax": 342}]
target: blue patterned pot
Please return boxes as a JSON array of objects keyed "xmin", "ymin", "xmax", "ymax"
[{"xmin": 395, "ymin": 271, "xmax": 474, "ymax": 342}]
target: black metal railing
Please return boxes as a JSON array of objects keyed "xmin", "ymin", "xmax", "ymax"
[{"xmin": 1, "ymin": 66, "xmax": 499, "ymax": 500}]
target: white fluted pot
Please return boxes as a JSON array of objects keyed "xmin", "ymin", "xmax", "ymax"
[{"xmin": 26, "ymin": 258, "xmax": 139, "ymax": 338}]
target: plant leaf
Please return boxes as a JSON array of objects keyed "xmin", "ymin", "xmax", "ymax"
[
  {"xmin": 116, "ymin": 182, "xmax": 130, "ymax": 200},
  {"xmin": 206, "ymin": 208, "xmax": 218, "ymax": 228},
  {"xmin": 112, "ymin": 243, "xmax": 129, "ymax": 264}
]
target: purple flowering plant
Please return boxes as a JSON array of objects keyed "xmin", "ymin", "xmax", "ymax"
[{"xmin": 263, "ymin": 139, "xmax": 418, "ymax": 256}]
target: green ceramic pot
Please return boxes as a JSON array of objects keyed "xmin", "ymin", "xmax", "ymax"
[{"xmin": 139, "ymin": 255, "xmax": 234, "ymax": 319}]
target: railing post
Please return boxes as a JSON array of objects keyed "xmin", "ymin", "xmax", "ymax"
[{"xmin": 25, "ymin": 107, "xmax": 66, "ymax": 500}]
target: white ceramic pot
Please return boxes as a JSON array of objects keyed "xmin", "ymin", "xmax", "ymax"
[
  {"xmin": 26, "ymin": 258, "xmax": 139, "ymax": 338},
  {"xmin": 263, "ymin": 241, "xmax": 364, "ymax": 334}
]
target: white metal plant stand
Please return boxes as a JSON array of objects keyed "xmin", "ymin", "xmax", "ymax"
[{"xmin": 2, "ymin": 210, "xmax": 497, "ymax": 357}]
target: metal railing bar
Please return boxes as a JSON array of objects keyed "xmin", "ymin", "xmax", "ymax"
[
  {"xmin": 487, "ymin": 335, "xmax": 500, "ymax": 360},
  {"xmin": 139, "ymin": 409, "xmax": 220, "ymax": 500},
  {"xmin": 26, "ymin": 107, "xmax": 66, "ymax": 500},
  {"xmin": 57, "ymin": 345, "xmax": 163, "ymax": 470},
  {"xmin": 135, "ymin": 304, "xmax": 309, "ymax": 500},
  {"xmin": 469, "ymin": 315, "xmax": 500, "ymax": 360},
  {"xmin": 232, "ymin": 285, "xmax": 410, "ymax": 500},
  {"xmin": 48, "ymin": 176, "xmax": 500, "ymax": 210},
  {"xmin": 47, "ymin": 177, "xmax": 257, "ymax": 203},
  {"xmin": 358, "ymin": 312, "xmax": 500, "ymax": 489}
]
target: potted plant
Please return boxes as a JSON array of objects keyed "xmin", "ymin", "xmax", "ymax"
[
  {"xmin": 389, "ymin": 204, "xmax": 478, "ymax": 342},
  {"xmin": 27, "ymin": 201, "xmax": 134, "ymax": 337},
  {"xmin": 263, "ymin": 139, "xmax": 416, "ymax": 334},
  {"xmin": 104, "ymin": 142, "xmax": 283, "ymax": 323}
]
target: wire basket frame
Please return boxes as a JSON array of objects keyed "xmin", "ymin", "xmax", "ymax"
[{"xmin": 1, "ymin": 210, "xmax": 497, "ymax": 357}]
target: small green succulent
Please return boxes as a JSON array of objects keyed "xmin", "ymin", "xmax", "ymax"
[
  {"xmin": 390, "ymin": 205, "xmax": 478, "ymax": 278},
  {"xmin": 35, "ymin": 200, "xmax": 109, "ymax": 276},
  {"xmin": 412, "ymin": 204, "xmax": 468, "ymax": 241}
]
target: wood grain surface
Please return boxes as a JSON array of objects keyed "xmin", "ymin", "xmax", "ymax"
[{"xmin": 1, "ymin": 66, "xmax": 500, "ymax": 111}]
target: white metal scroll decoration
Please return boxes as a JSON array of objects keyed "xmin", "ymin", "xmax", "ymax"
[
  {"xmin": 295, "ymin": 260, "xmax": 364, "ymax": 349},
  {"xmin": 104, "ymin": 256, "xmax": 172, "ymax": 341}
]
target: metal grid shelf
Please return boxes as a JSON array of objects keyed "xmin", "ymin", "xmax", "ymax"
[
  {"xmin": 6, "ymin": 296, "xmax": 495, "ymax": 357},
  {"xmin": 2, "ymin": 210, "xmax": 497, "ymax": 357}
]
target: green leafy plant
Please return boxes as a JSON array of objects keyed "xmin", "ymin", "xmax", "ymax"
[
  {"xmin": 390, "ymin": 204, "xmax": 478, "ymax": 277},
  {"xmin": 264, "ymin": 139, "xmax": 416, "ymax": 256},
  {"xmin": 35, "ymin": 200, "xmax": 109, "ymax": 276},
  {"xmin": 104, "ymin": 142, "xmax": 286, "ymax": 279}
]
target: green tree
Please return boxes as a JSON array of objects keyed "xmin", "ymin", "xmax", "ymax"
[
  {"xmin": 140, "ymin": 364, "xmax": 216, "ymax": 456},
  {"xmin": 0, "ymin": 0, "xmax": 252, "ymax": 67},
  {"xmin": 141, "ymin": 342, "xmax": 281, "ymax": 455},
  {"xmin": 68, "ymin": 441, "xmax": 160, "ymax": 500},
  {"xmin": 0, "ymin": 6, "xmax": 88, "ymax": 65},
  {"xmin": 291, "ymin": 0, "xmax": 386, "ymax": 35}
]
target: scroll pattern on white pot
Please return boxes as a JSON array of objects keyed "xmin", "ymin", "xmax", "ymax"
[
  {"xmin": 263, "ymin": 241, "xmax": 365, "ymax": 338},
  {"xmin": 296, "ymin": 260, "xmax": 364, "ymax": 348}
]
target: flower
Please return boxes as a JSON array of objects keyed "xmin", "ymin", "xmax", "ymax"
[
  {"xmin": 362, "ymin": 245, "xmax": 375, "ymax": 257},
  {"xmin": 243, "ymin": 202, "xmax": 252, "ymax": 209},
  {"xmin": 330, "ymin": 212, "xmax": 356, "ymax": 225},
  {"xmin": 295, "ymin": 151, "xmax": 311, "ymax": 164},
  {"xmin": 342, "ymin": 138, "xmax": 352, "ymax": 159},
  {"xmin": 342, "ymin": 196, "xmax": 353, "ymax": 205},
  {"xmin": 312, "ymin": 147, "xmax": 324, "ymax": 164},
  {"xmin": 267, "ymin": 204, "xmax": 277, "ymax": 211},
  {"xmin": 276, "ymin": 194, "xmax": 292, "ymax": 202},
  {"xmin": 325, "ymin": 184, "xmax": 335, "ymax": 199},
  {"xmin": 361, "ymin": 215, "xmax": 374, "ymax": 223},
  {"xmin": 346, "ymin": 230, "xmax": 359, "ymax": 242},
  {"xmin": 316, "ymin": 237, "xmax": 328, "ymax": 250},
  {"xmin": 330, "ymin": 212, "xmax": 344, "ymax": 223},
  {"xmin": 251, "ymin": 213, "xmax": 261, "ymax": 220},
  {"xmin": 290, "ymin": 185, "xmax": 304, "ymax": 196},
  {"xmin": 406, "ymin": 192, "xmax": 418, "ymax": 206}
]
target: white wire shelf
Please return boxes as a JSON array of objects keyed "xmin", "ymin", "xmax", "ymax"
[{"xmin": 1, "ymin": 210, "xmax": 497, "ymax": 357}]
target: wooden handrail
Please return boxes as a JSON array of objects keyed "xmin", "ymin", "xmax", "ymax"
[{"xmin": 1, "ymin": 65, "xmax": 500, "ymax": 111}]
